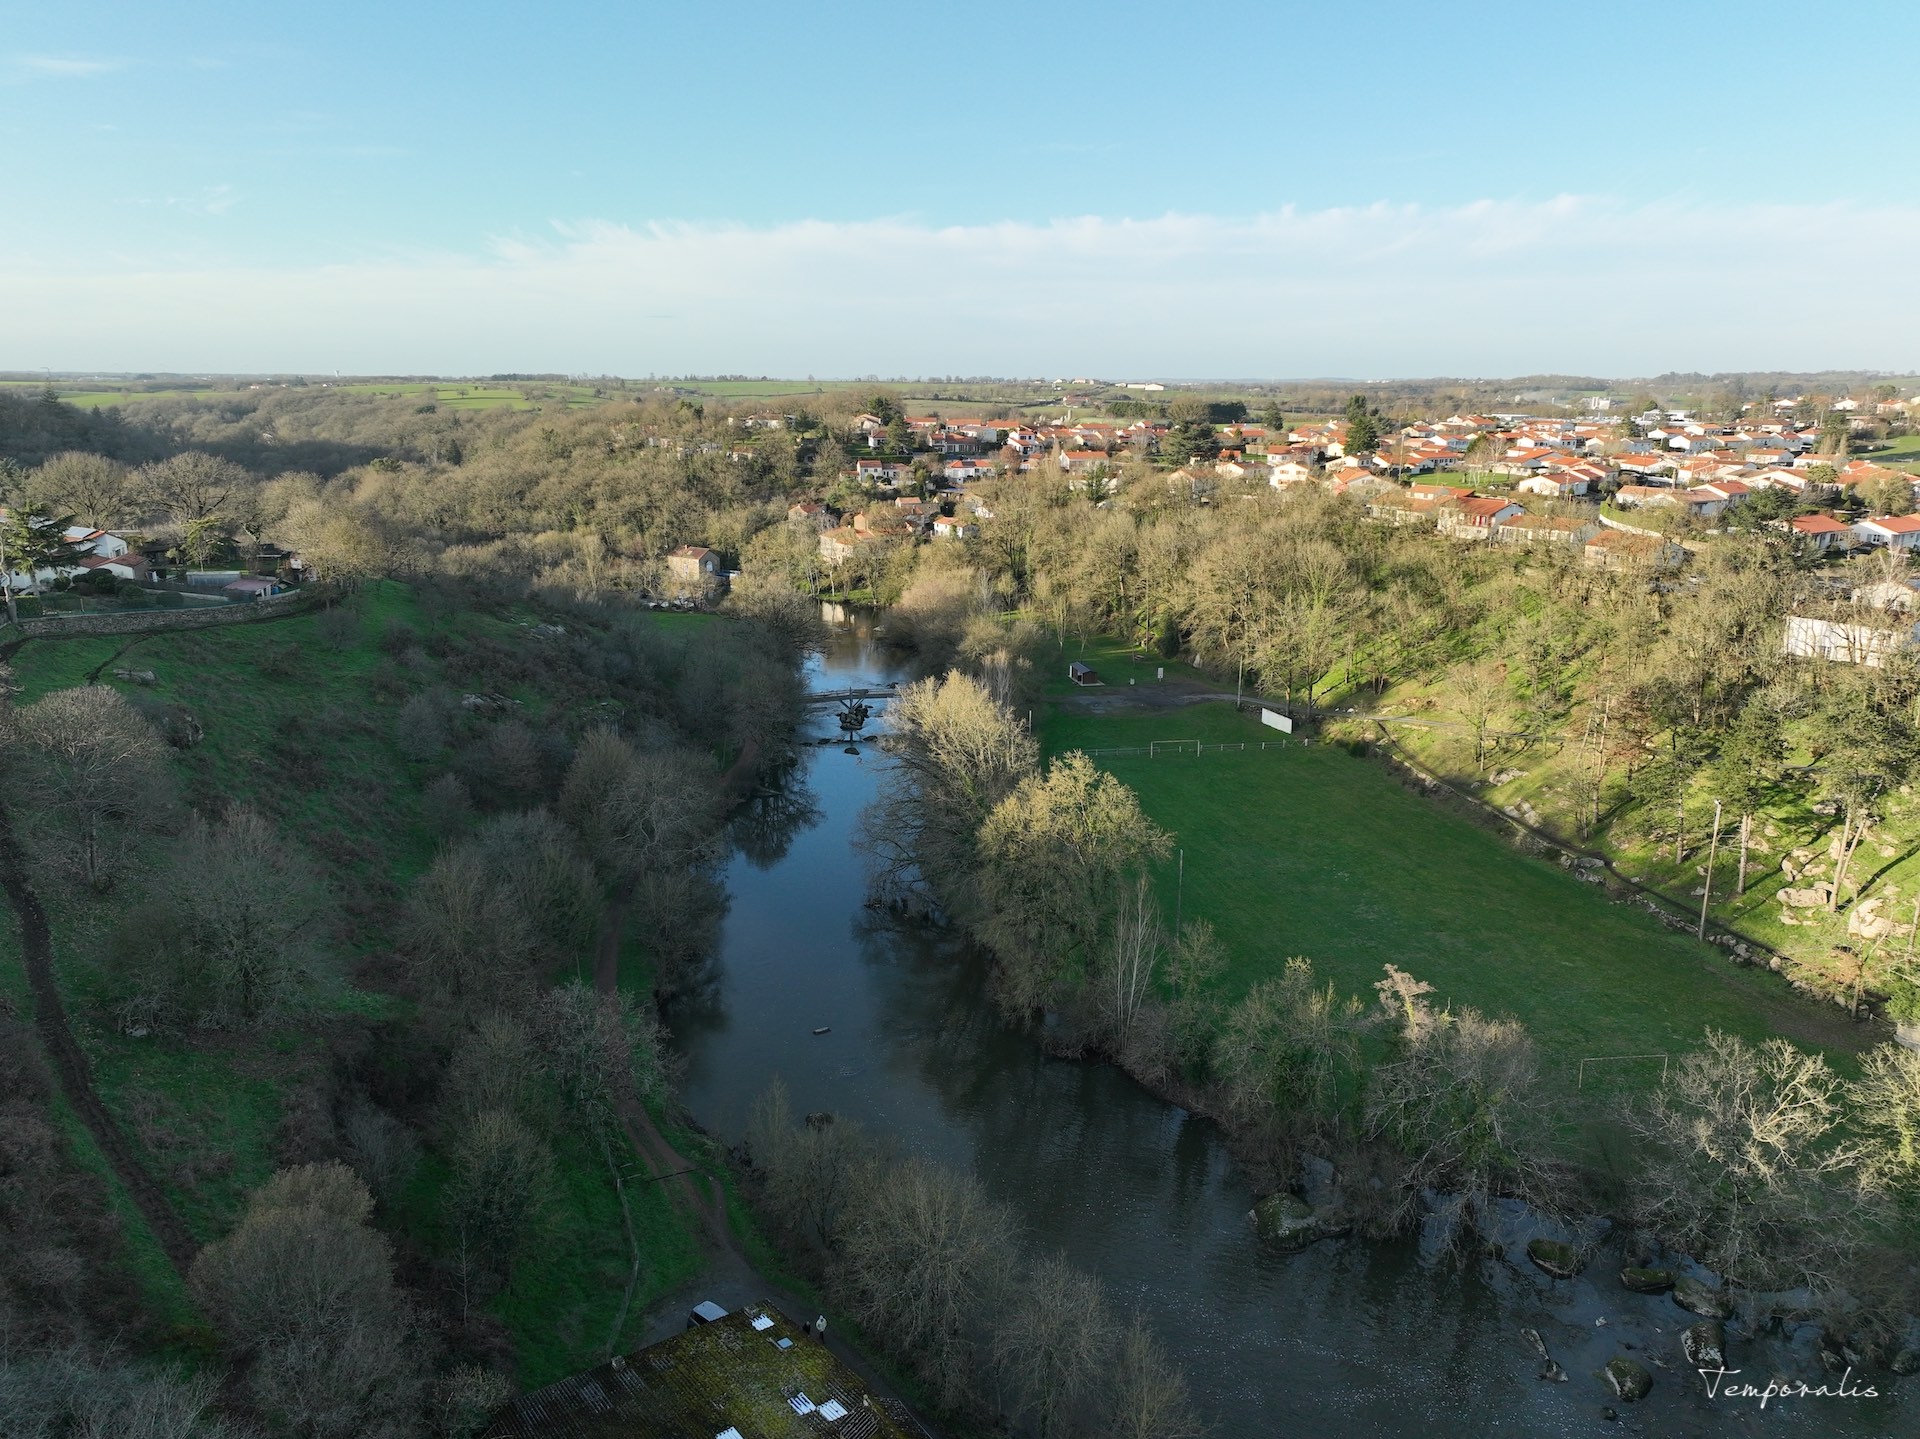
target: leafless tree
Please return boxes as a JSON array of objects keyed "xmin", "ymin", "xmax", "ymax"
[
  {"xmin": 991, "ymin": 1252, "xmax": 1117, "ymax": 1439},
  {"xmin": 748, "ymin": 1080, "xmax": 877, "ymax": 1252},
  {"xmin": 1847, "ymin": 1043, "xmax": 1920, "ymax": 1200},
  {"xmin": 10, "ymin": 685, "xmax": 170, "ymax": 890},
  {"xmin": 1104, "ymin": 1312, "xmax": 1208, "ymax": 1439},
  {"xmin": 1364, "ymin": 1007, "xmax": 1561, "ymax": 1237},
  {"xmin": 191, "ymin": 1163, "xmax": 425, "ymax": 1439},
  {"xmin": 0, "ymin": 1344, "xmax": 254, "ymax": 1439},
  {"xmin": 836, "ymin": 1154, "xmax": 1014, "ymax": 1410},
  {"xmin": 1629, "ymin": 1029, "xmax": 1867, "ymax": 1292},
  {"xmin": 1213, "ymin": 957, "xmax": 1365, "ymax": 1129},
  {"xmin": 1101, "ymin": 873, "xmax": 1165, "ymax": 1045},
  {"xmin": 161, "ymin": 807, "xmax": 329, "ymax": 1024},
  {"xmin": 445, "ymin": 1108, "xmax": 552, "ymax": 1282}
]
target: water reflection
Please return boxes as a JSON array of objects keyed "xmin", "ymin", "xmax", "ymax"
[{"xmin": 670, "ymin": 613, "xmax": 1907, "ymax": 1438}]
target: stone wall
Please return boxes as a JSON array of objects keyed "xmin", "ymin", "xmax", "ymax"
[{"xmin": 1, "ymin": 587, "xmax": 323, "ymax": 641}]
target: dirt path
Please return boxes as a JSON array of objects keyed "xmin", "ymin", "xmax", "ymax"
[{"xmin": 0, "ymin": 795, "xmax": 200, "ymax": 1277}]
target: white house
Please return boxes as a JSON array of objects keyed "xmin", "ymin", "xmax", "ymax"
[
  {"xmin": 1851, "ymin": 516, "xmax": 1920, "ymax": 553},
  {"xmin": 1785, "ymin": 614, "xmax": 1920, "ymax": 667}
]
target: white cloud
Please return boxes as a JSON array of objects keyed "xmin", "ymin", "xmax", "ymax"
[
  {"xmin": 3, "ymin": 198, "xmax": 1918, "ymax": 376},
  {"xmin": 7, "ymin": 54, "xmax": 127, "ymax": 80}
]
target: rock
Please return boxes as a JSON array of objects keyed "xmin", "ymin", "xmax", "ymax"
[
  {"xmin": 1682, "ymin": 1321, "xmax": 1726, "ymax": 1370},
  {"xmin": 113, "ymin": 668, "xmax": 157, "ymax": 684},
  {"xmin": 1890, "ymin": 1347, "xmax": 1920, "ymax": 1377},
  {"xmin": 1249, "ymin": 1192, "xmax": 1333, "ymax": 1251},
  {"xmin": 1527, "ymin": 1238, "xmax": 1584, "ymax": 1279},
  {"xmin": 1620, "ymin": 1266, "xmax": 1674, "ymax": 1294},
  {"xmin": 1778, "ymin": 886, "xmax": 1832, "ymax": 909},
  {"xmin": 1602, "ymin": 1356, "xmax": 1652, "ymax": 1402},
  {"xmin": 1673, "ymin": 1276, "xmax": 1735, "ymax": 1320}
]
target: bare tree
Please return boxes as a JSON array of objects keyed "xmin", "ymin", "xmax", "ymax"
[
  {"xmin": 0, "ymin": 1345, "xmax": 254, "ymax": 1439},
  {"xmin": 445, "ymin": 1108, "xmax": 552, "ymax": 1282},
  {"xmin": 748, "ymin": 1080, "xmax": 876, "ymax": 1252},
  {"xmin": 1102, "ymin": 873, "xmax": 1165, "ymax": 1045},
  {"xmin": 1364, "ymin": 1007, "xmax": 1559, "ymax": 1237},
  {"xmin": 28, "ymin": 452, "xmax": 133, "ymax": 529},
  {"xmin": 161, "ymin": 807, "xmax": 329, "ymax": 1024},
  {"xmin": 837, "ymin": 1155, "xmax": 1014, "ymax": 1410},
  {"xmin": 1847, "ymin": 1043, "xmax": 1920, "ymax": 1201},
  {"xmin": 1213, "ymin": 957, "xmax": 1365, "ymax": 1129},
  {"xmin": 1629, "ymin": 1030, "xmax": 1866, "ymax": 1292},
  {"xmin": 191, "ymin": 1163, "xmax": 425, "ymax": 1439},
  {"xmin": 139, "ymin": 452, "xmax": 246, "ymax": 528},
  {"xmin": 10, "ymin": 686, "xmax": 170, "ymax": 890},
  {"xmin": 991, "ymin": 1253, "xmax": 1117, "ymax": 1439},
  {"xmin": 1104, "ymin": 1313, "xmax": 1208, "ymax": 1439},
  {"xmin": 1450, "ymin": 659, "xmax": 1507, "ymax": 772}
]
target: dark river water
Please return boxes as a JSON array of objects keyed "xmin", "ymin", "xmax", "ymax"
[{"xmin": 672, "ymin": 613, "xmax": 1908, "ymax": 1439}]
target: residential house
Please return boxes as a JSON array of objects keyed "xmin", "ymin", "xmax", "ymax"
[
  {"xmin": 1851, "ymin": 515, "xmax": 1920, "ymax": 553},
  {"xmin": 1787, "ymin": 513, "xmax": 1852, "ymax": 552},
  {"xmin": 854, "ymin": 458, "xmax": 906, "ymax": 486},
  {"xmin": 1437, "ymin": 496, "xmax": 1523, "ymax": 539},
  {"xmin": 817, "ymin": 527, "xmax": 867, "ymax": 565},
  {"xmin": 931, "ymin": 515, "xmax": 978, "ymax": 541},
  {"xmin": 1267, "ymin": 460, "xmax": 1316, "ymax": 488},
  {"xmin": 786, "ymin": 501, "xmax": 832, "ymax": 530},
  {"xmin": 1784, "ymin": 614, "xmax": 1920, "ymax": 668},
  {"xmin": 1583, "ymin": 530, "xmax": 1684, "ymax": 570},
  {"xmin": 942, "ymin": 457, "xmax": 992, "ymax": 483},
  {"xmin": 1494, "ymin": 514, "xmax": 1601, "ymax": 548},
  {"xmin": 665, "ymin": 545, "xmax": 720, "ymax": 590}
]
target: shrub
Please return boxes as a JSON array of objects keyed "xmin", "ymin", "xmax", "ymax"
[{"xmin": 155, "ymin": 589, "xmax": 186, "ymax": 609}]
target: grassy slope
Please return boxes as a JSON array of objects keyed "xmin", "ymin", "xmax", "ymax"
[
  {"xmin": 1041, "ymin": 703, "xmax": 1867, "ymax": 1130},
  {"xmin": 0, "ymin": 582, "xmax": 711, "ymax": 1382}
]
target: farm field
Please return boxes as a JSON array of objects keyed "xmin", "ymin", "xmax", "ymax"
[{"xmin": 1039, "ymin": 702, "xmax": 1868, "ymax": 1131}]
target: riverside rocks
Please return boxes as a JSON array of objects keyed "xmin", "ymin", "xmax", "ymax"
[
  {"xmin": 1248, "ymin": 1192, "xmax": 1343, "ymax": 1250},
  {"xmin": 1602, "ymin": 1356, "xmax": 1652, "ymax": 1402},
  {"xmin": 1673, "ymin": 1275, "xmax": 1735, "ymax": 1320},
  {"xmin": 1620, "ymin": 1266, "xmax": 1674, "ymax": 1294},
  {"xmin": 1526, "ymin": 1238, "xmax": 1585, "ymax": 1279},
  {"xmin": 1682, "ymin": 1321, "xmax": 1726, "ymax": 1371}
]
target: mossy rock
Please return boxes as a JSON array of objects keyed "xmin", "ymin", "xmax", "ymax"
[
  {"xmin": 1672, "ymin": 1275, "xmax": 1734, "ymax": 1320},
  {"xmin": 1619, "ymin": 1266, "xmax": 1673, "ymax": 1294},
  {"xmin": 1682, "ymin": 1321, "xmax": 1725, "ymax": 1370},
  {"xmin": 1602, "ymin": 1356, "xmax": 1652, "ymax": 1402},
  {"xmin": 1526, "ymin": 1238, "xmax": 1584, "ymax": 1279},
  {"xmin": 1249, "ymin": 1192, "xmax": 1324, "ymax": 1251}
]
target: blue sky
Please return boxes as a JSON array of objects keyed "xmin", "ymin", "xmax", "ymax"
[{"xmin": 4, "ymin": 0, "xmax": 1917, "ymax": 376}]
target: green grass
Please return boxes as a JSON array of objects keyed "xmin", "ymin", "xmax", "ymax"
[
  {"xmin": 0, "ymin": 582, "xmax": 763, "ymax": 1389},
  {"xmin": 1041, "ymin": 703, "xmax": 1867, "ymax": 1128},
  {"xmin": 1035, "ymin": 629, "xmax": 1210, "ymax": 699}
]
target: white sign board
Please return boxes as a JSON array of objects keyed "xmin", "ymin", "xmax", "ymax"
[{"xmin": 1260, "ymin": 708, "xmax": 1293, "ymax": 734}]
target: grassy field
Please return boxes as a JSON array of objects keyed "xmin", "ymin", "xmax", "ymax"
[
  {"xmin": 0, "ymin": 583, "xmax": 718, "ymax": 1379},
  {"xmin": 1040, "ymin": 703, "xmax": 1867, "ymax": 1139}
]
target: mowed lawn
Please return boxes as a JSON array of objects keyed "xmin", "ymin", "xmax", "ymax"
[{"xmin": 1042, "ymin": 703, "xmax": 1866, "ymax": 1116}]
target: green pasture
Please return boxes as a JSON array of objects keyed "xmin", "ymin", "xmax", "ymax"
[{"xmin": 1040, "ymin": 703, "xmax": 1866, "ymax": 1129}]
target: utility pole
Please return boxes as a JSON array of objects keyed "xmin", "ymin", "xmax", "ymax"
[
  {"xmin": 1174, "ymin": 848, "xmax": 1185, "ymax": 938},
  {"xmin": 1698, "ymin": 800, "xmax": 1723, "ymax": 940}
]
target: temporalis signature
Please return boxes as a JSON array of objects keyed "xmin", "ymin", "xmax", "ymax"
[{"xmin": 1697, "ymin": 1366, "xmax": 1882, "ymax": 1409}]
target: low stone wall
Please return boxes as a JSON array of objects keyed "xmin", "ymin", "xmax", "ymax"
[{"xmin": 1, "ymin": 587, "xmax": 323, "ymax": 641}]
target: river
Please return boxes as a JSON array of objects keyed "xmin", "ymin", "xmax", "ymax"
[{"xmin": 671, "ymin": 613, "xmax": 1908, "ymax": 1438}]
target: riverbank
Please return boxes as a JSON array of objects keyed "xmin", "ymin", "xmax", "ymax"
[{"xmin": 673, "ymin": 614, "xmax": 1912, "ymax": 1436}]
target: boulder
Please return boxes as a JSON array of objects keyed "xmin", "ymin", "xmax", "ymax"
[
  {"xmin": 1527, "ymin": 1238, "xmax": 1585, "ymax": 1279},
  {"xmin": 1673, "ymin": 1276, "xmax": 1735, "ymax": 1320},
  {"xmin": 1249, "ymin": 1192, "xmax": 1332, "ymax": 1251},
  {"xmin": 1682, "ymin": 1321, "xmax": 1726, "ymax": 1370},
  {"xmin": 1602, "ymin": 1356, "xmax": 1652, "ymax": 1403},
  {"xmin": 1778, "ymin": 886, "xmax": 1832, "ymax": 909},
  {"xmin": 1619, "ymin": 1266, "xmax": 1674, "ymax": 1294},
  {"xmin": 1890, "ymin": 1347, "xmax": 1920, "ymax": 1377}
]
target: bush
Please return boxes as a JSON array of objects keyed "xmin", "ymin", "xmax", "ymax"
[
  {"xmin": 156, "ymin": 589, "xmax": 186, "ymax": 609},
  {"xmin": 1885, "ymin": 980, "xmax": 1920, "ymax": 1026},
  {"xmin": 14, "ymin": 595, "xmax": 42, "ymax": 617}
]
